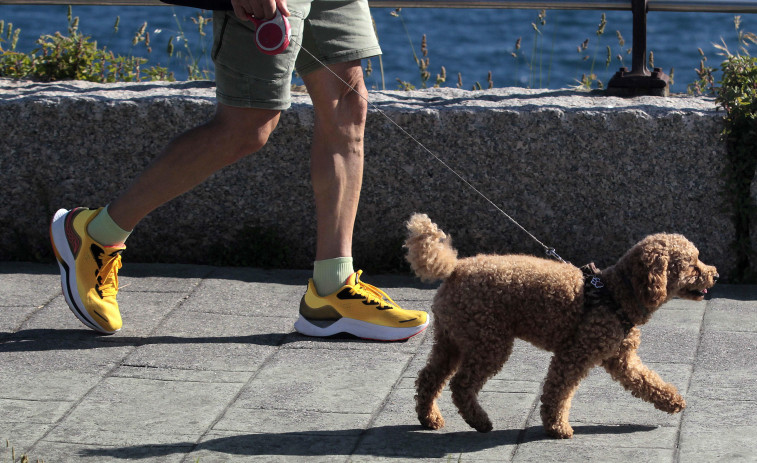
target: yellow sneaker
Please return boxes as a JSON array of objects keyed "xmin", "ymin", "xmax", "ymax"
[
  {"xmin": 295, "ymin": 270, "xmax": 428, "ymax": 341},
  {"xmin": 50, "ymin": 207, "xmax": 125, "ymax": 334}
]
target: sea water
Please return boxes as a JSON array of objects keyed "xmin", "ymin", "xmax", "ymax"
[{"xmin": 1, "ymin": 4, "xmax": 754, "ymax": 92}]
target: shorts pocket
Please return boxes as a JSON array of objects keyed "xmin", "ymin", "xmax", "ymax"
[{"xmin": 212, "ymin": 10, "xmax": 303, "ymax": 83}]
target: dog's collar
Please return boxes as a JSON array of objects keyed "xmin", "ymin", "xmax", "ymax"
[{"xmin": 581, "ymin": 263, "xmax": 635, "ymax": 336}]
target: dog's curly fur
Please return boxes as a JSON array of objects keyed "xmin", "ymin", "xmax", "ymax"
[{"xmin": 405, "ymin": 213, "xmax": 719, "ymax": 439}]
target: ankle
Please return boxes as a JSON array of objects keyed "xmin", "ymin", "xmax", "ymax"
[
  {"xmin": 313, "ymin": 257, "xmax": 354, "ymax": 296},
  {"xmin": 87, "ymin": 205, "xmax": 132, "ymax": 246}
]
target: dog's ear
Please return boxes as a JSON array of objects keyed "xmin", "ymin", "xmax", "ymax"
[{"xmin": 633, "ymin": 246, "xmax": 669, "ymax": 308}]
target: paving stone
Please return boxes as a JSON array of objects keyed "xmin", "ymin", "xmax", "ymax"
[
  {"xmin": 0, "ymin": 306, "xmax": 41, "ymax": 333},
  {"xmin": 123, "ymin": 311, "xmax": 292, "ymax": 372},
  {"xmin": 0, "ymin": 422, "xmax": 51, "ymax": 453},
  {"xmin": 213, "ymin": 408, "xmax": 372, "ymax": 435},
  {"xmin": 111, "ymin": 365, "xmax": 252, "ymax": 384},
  {"xmin": 0, "ymin": 398, "xmax": 72, "ymax": 425},
  {"xmin": 688, "ymin": 368, "xmax": 757, "ymax": 402},
  {"xmin": 0, "ymin": 263, "xmax": 59, "ymax": 307},
  {"xmin": 44, "ymin": 376, "xmax": 241, "ymax": 446},
  {"xmin": 636, "ymin": 327, "xmax": 700, "ymax": 364},
  {"xmin": 678, "ymin": 426, "xmax": 757, "ymax": 462},
  {"xmin": 181, "ymin": 278, "xmax": 306, "ymax": 318},
  {"xmin": 234, "ymin": 349, "xmax": 412, "ymax": 414},
  {"xmin": 0, "ymin": 367, "xmax": 107, "ymax": 402},
  {"xmin": 512, "ymin": 444, "xmax": 674, "ymax": 463},
  {"xmin": 692, "ymin": 330, "xmax": 757, "ymax": 373},
  {"xmin": 119, "ymin": 262, "xmax": 214, "ymax": 293},
  {"xmin": 704, "ymin": 291, "xmax": 757, "ymax": 332}
]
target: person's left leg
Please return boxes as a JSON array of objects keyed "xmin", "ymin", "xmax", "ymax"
[
  {"xmin": 306, "ymin": 60, "xmax": 365, "ymax": 263},
  {"xmin": 293, "ymin": 61, "xmax": 428, "ymax": 341},
  {"xmin": 305, "ymin": 61, "xmax": 363, "ymax": 298}
]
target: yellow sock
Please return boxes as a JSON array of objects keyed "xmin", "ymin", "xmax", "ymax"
[
  {"xmin": 313, "ymin": 257, "xmax": 354, "ymax": 296},
  {"xmin": 87, "ymin": 205, "xmax": 132, "ymax": 246}
]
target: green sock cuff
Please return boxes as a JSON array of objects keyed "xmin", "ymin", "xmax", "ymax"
[
  {"xmin": 313, "ymin": 257, "xmax": 354, "ymax": 296},
  {"xmin": 87, "ymin": 205, "xmax": 132, "ymax": 246}
]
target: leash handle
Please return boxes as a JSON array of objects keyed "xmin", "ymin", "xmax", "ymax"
[{"xmin": 247, "ymin": 8, "xmax": 291, "ymax": 55}]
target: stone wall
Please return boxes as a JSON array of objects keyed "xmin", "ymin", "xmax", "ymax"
[{"xmin": 0, "ymin": 79, "xmax": 738, "ymax": 278}]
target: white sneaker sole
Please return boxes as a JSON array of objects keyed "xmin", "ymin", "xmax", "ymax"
[
  {"xmin": 294, "ymin": 315, "xmax": 428, "ymax": 341},
  {"xmin": 50, "ymin": 208, "xmax": 116, "ymax": 334}
]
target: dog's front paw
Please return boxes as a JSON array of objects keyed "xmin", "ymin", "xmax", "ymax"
[
  {"xmin": 464, "ymin": 416, "xmax": 493, "ymax": 433},
  {"xmin": 544, "ymin": 422, "xmax": 574, "ymax": 439},
  {"xmin": 418, "ymin": 411, "xmax": 445, "ymax": 430},
  {"xmin": 656, "ymin": 394, "xmax": 686, "ymax": 414}
]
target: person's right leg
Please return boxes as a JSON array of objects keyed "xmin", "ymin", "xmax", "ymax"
[
  {"xmin": 108, "ymin": 104, "xmax": 280, "ymax": 231},
  {"xmin": 50, "ymin": 104, "xmax": 280, "ymax": 334}
]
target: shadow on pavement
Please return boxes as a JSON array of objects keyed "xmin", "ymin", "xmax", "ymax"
[
  {"xmin": 0, "ymin": 328, "xmax": 292, "ymax": 352},
  {"xmin": 78, "ymin": 424, "xmax": 658, "ymax": 460},
  {"xmin": 0, "ymin": 328, "xmax": 412, "ymax": 352}
]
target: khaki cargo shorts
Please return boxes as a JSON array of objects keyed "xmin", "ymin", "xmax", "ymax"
[{"xmin": 211, "ymin": 0, "xmax": 381, "ymax": 110}]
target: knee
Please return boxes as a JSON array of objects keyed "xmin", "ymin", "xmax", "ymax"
[
  {"xmin": 340, "ymin": 87, "xmax": 368, "ymax": 137},
  {"xmin": 210, "ymin": 107, "xmax": 280, "ymax": 165},
  {"xmin": 317, "ymin": 79, "xmax": 368, "ymax": 134},
  {"xmin": 315, "ymin": 91, "xmax": 367, "ymax": 158},
  {"xmin": 339, "ymin": 87, "xmax": 368, "ymax": 126},
  {"xmin": 224, "ymin": 128, "xmax": 272, "ymax": 164}
]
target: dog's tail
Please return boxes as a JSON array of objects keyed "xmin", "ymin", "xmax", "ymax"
[{"xmin": 404, "ymin": 213, "xmax": 458, "ymax": 282}]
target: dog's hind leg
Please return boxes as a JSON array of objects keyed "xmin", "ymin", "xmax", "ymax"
[
  {"xmin": 601, "ymin": 328, "xmax": 685, "ymax": 413},
  {"xmin": 449, "ymin": 336, "xmax": 514, "ymax": 433},
  {"xmin": 415, "ymin": 324, "xmax": 461, "ymax": 430}
]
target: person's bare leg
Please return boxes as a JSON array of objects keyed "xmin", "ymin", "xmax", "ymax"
[
  {"xmin": 302, "ymin": 60, "xmax": 367, "ymax": 261},
  {"xmin": 108, "ymin": 103, "xmax": 281, "ymax": 231},
  {"xmin": 294, "ymin": 62, "xmax": 430, "ymax": 340}
]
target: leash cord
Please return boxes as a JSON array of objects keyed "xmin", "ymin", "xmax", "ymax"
[{"xmin": 291, "ymin": 37, "xmax": 568, "ymax": 264}]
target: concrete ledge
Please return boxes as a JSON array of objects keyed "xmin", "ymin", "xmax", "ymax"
[{"xmin": 0, "ymin": 79, "xmax": 737, "ymax": 278}]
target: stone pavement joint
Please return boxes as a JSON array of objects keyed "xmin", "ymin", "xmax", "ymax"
[{"xmin": 1, "ymin": 262, "xmax": 755, "ymax": 462}]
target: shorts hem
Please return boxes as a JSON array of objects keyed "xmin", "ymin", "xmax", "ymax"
[
  {"xmin": 297, "ymin": 46, "xmax": 382, "ymax": 77},
  {"xmin": 215, "ymin": 91, "xmax": 292, "ymax": 110}
]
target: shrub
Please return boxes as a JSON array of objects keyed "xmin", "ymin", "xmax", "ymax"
[
  {"xmin": 716, "ymin": 54, "xmax": 757, "ymax": 281},
  {"xmin": 0, "ymin": 7, "xmax": 173, "ymax": 82}
]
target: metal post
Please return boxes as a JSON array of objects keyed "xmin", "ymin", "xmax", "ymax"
[{"xmin": 607, "ymin": 0, "xmax": 669, "ymax": 96}]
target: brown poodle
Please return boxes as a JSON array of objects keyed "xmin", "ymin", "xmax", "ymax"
[{"xmin": 405, "ymin": 213, "xmax": 718, "ymax": 439}]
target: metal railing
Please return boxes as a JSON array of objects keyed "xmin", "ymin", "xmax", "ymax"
[
  {"xmin": 2, "ymin": 0, "xmax": 757, "ymax": 12},
  {"xmin": 2, "ymin": 0, "xmax": 757, "ymax": 95}
]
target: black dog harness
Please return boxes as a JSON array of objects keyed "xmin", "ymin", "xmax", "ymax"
[{"xmin": 581, "ymin": 263, "xmax": 635, "ymax": 336}]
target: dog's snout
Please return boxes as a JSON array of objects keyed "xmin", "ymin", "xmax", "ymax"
[{"xmin": 713, "ymin": 272, "xmax": 720, "ymax": 283}]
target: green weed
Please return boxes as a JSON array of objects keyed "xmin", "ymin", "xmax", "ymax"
[
  {"xmin": 0, "ymin": 6, "xmax": 172, "ymax": 81},
  {"xmin": 713, "ymin": 21, "xmax": 757, "ymax": 281},
  {"xmin": 2, "ymin": 440, "xmax": 43, "ymax": 463}
]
